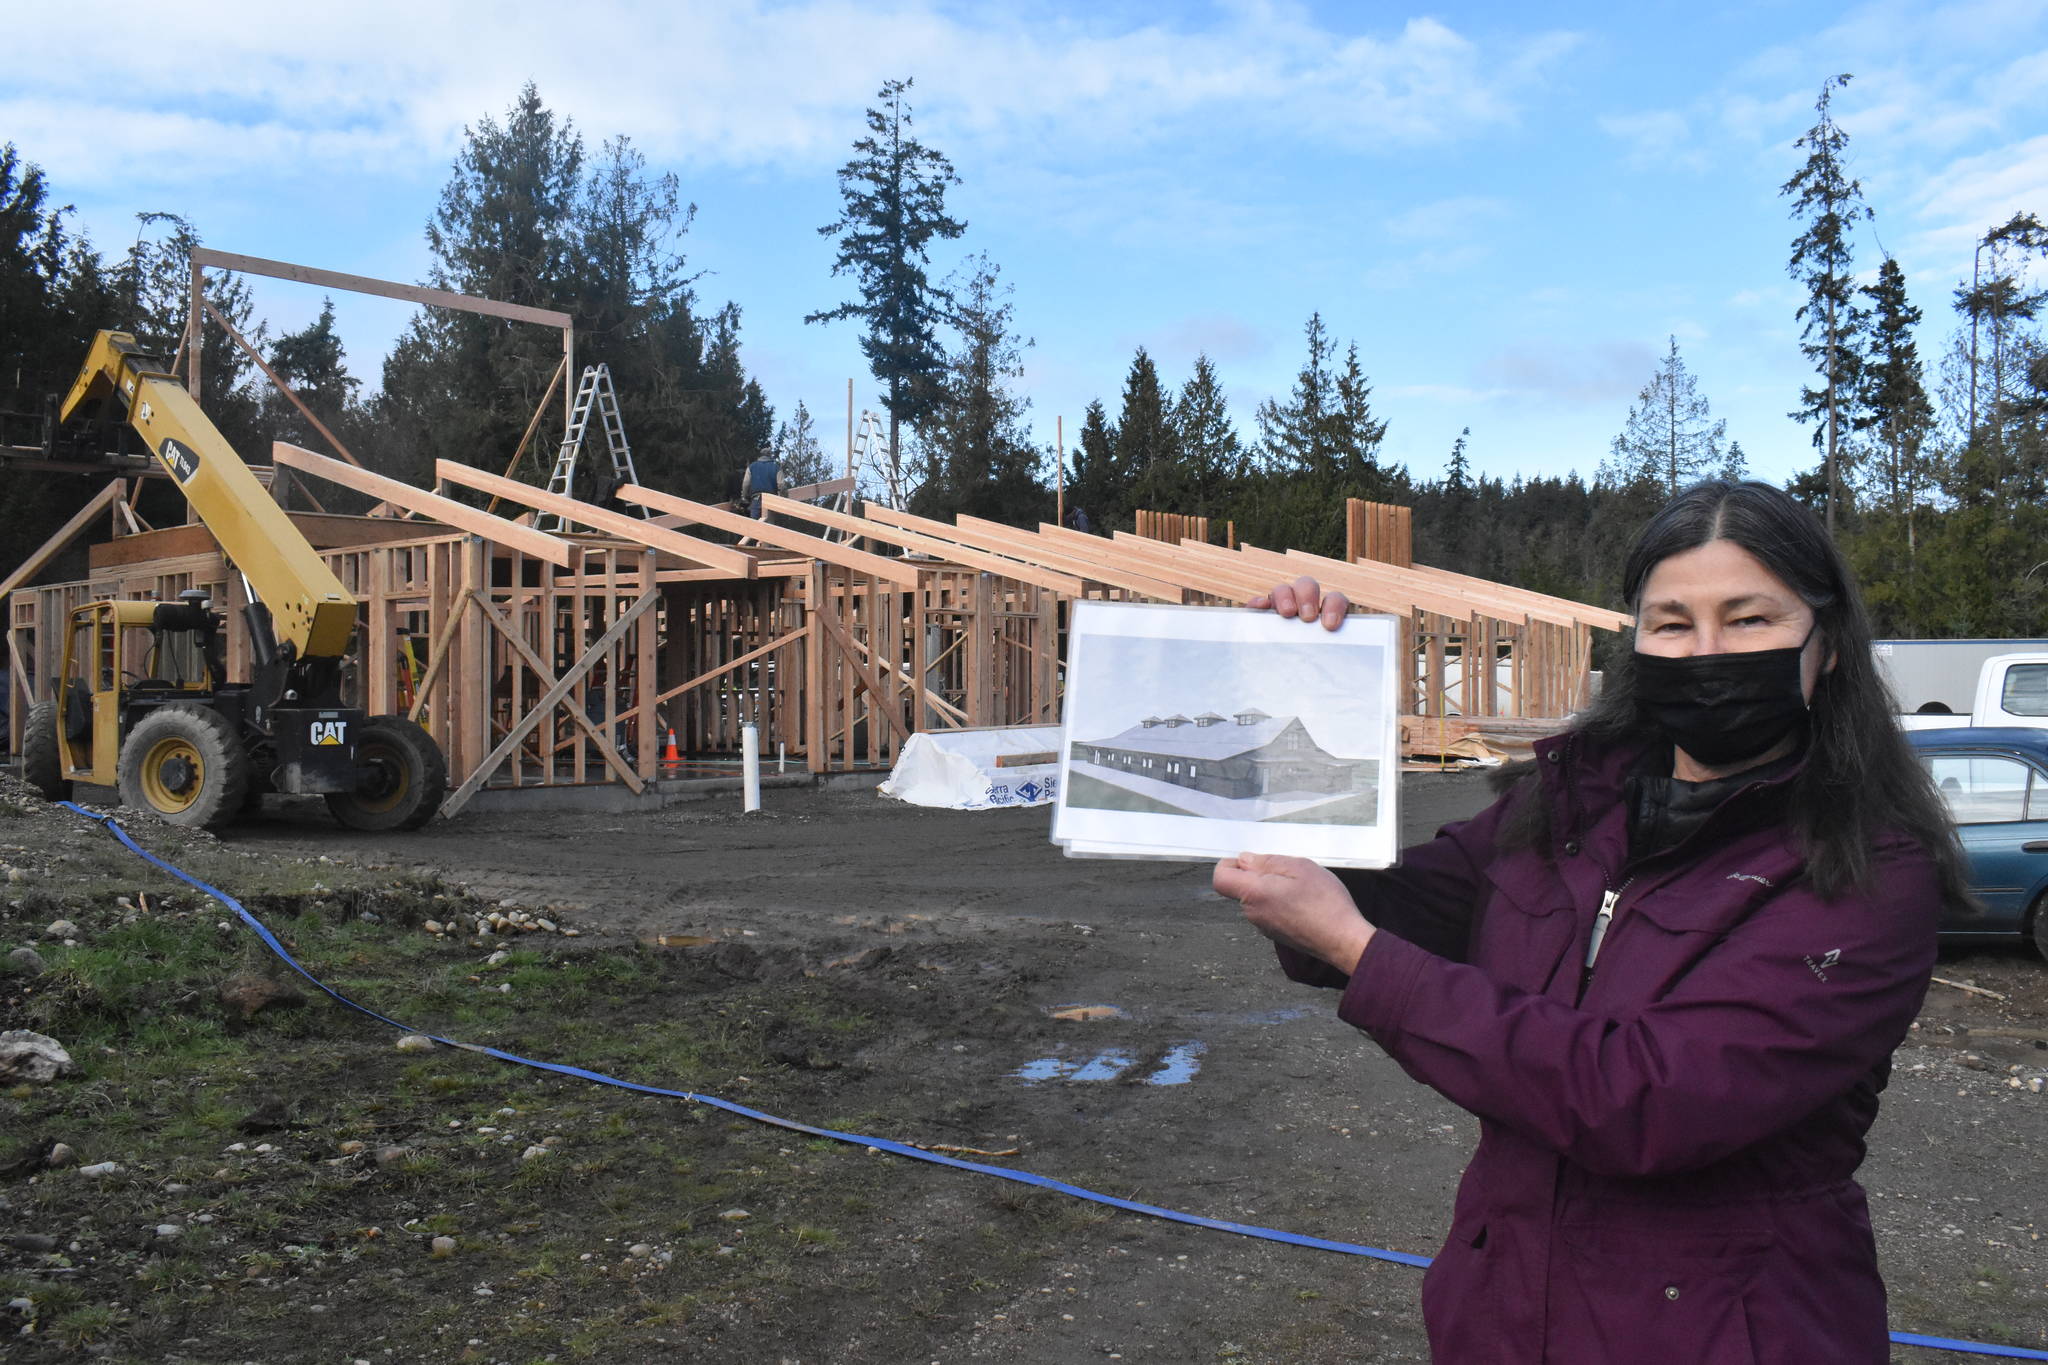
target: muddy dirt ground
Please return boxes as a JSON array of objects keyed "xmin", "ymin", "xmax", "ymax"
[
  {"xmin": 201, "ymin": 769, "xmax": 2048, "ymax": 1363},
  {"xmin": 4, "ymin": 768, "xmax": 2044, "ymax": 1363}
]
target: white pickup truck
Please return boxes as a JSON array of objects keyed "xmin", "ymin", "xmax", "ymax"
[{"xmin": 1889, "ymin": 650, "xmax": 2048, "ymax": 731}]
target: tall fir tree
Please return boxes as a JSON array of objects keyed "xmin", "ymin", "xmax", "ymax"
[
  {"xmin": 1598, "ymin": 336, "xmax": 1727, "ymax": 494},
  {"xmin": 263, "ymin": 299, "xmax": 360, "ymax": 459},
  {"xmin": 1857, "ymin": 256, "xmax": 1933, "ymax": 520},
  {"xmin": 908, "ymin": 253, "xmax": 1043, "ymax": 524},
  {"xmin": 379, "ymin": 83, "xmax": 584, "ymax": 486},
  {"xmin": 1167, "ymin": 353, "xmax": 1243, "ymax": 516},
  {"xmin": 1116, "ymin": 348, "xmax": 1180, "ymax": 513},
  {"xmin": 1781, "ymin": 73, "xmax": 1871, "ymax": 533},
  {"xmin": 1255, "ymin": 312, "xmax": 1337, "ymax": 473},
  {"xmin": 380, "ymin": 88, "xmax": 766, "ymax": 499},
  {"xmin": 1065, "ymin": 399, "xmax": 1118, "ymax": 530},
  {"xmin": 773, "ymin": 399, "xmax": 832, "ymax": 489},
  {"xmin": 808, "ymin": 77, "xmax": 966, "ymax": 502},
  {"xmin": 1243, "ymin": 315, "xmax": 1392, "ymax": 555}
]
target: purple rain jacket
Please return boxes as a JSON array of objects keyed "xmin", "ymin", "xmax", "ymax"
[{"xmin": 1280, "ymin": 731, "xmax": 1939, "ymax": 1364}]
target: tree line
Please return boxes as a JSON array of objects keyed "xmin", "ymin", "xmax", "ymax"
[{"xmin": 1, "ymin": 75, "xmax": 2045, "ymax": 639}]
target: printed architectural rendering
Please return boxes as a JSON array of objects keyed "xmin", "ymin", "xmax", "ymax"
[{"xmin": 1067, "ymin": 708, "xmax": 1375, "ymax": 821}]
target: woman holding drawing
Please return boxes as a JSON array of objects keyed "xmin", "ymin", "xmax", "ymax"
[{"xmin": 1213, "ymin": 479, "xmax": 1966, "ymax": 1364}]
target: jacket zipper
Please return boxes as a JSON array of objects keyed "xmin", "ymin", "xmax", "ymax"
[{"xmin": 1582, "ymin": 875, "xmax": 1636, "ymax": 980}]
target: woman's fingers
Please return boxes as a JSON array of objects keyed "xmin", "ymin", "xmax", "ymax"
[{"xmin": 1250, "ymin": 578, "xmax": 1351, "ymax": 630}]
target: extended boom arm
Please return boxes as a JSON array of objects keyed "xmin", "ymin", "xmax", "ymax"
[{"xmin": 60, "ymin": 330, "xmax": 356, "ymax": 663}]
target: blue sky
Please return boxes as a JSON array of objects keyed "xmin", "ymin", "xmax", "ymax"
[{"xmin": 6, "ymin": 0, "xmax": 2046, "ymax": 490}]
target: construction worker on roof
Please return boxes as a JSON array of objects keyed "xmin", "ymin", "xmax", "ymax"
[{"xmin": 744, "ymin": 448, "xmax": 781, "ymax": 519}]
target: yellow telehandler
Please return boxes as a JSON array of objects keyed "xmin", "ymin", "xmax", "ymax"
[{"xmin": 21, "ymin": 330, "xmax": 445, "ymax": 830}]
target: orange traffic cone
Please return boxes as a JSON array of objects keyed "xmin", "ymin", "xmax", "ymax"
[{"xmin": 661, "ymin": 729, "xmax": 681, "ymax": 771}]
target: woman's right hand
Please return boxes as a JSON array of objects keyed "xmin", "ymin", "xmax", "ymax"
[{"xmin": 1247, "ymin": 575, "xmax": 1351, "ymax": 631}]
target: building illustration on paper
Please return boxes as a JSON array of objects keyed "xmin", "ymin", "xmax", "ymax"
[{"xmin": 1069, "ymin": 708, "xmax": 1370, "ymax": 804}]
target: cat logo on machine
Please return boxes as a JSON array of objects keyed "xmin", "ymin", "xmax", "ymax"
[
  {"xmin": 159, "ymin": 436, "xmax": 201, "ymax": 484},
  {"xmin": 309, "ymin": 719, "xmax": 348, "ymax": 747}
]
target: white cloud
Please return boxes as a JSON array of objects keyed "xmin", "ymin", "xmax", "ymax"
[{"xmin": 4, "ymin": 1, "xmax": 1580, "ymax": 196}]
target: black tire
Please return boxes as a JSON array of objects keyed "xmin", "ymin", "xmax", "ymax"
[
  {"xmin": 117, "ymin": 705, "xmax": 249, "ymax": 829},
  {"xmin": 2031, "ymin": 894, "xmax": 2048, "ymax": 965},
  {"xmin": 325, "ymin": 715, "xmax": 445, "ymax": 832},
  {"xmin": 23, "ymin": 700, "xmax": 72, "ymax": 802}
]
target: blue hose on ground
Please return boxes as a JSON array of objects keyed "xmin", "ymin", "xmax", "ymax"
[{"xmin": 60, "ymin": 803, "xmax": 2048, "ymax": 1362}]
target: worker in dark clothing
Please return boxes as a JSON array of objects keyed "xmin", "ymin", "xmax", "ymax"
[{"xmin": 743, "ymin": 450, "xmax": 781, "ymax": 519}]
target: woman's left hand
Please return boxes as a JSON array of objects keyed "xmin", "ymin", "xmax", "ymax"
[{"xmin": 1214, "ymin": 852, "xmax": 1375, "ymax": 974}]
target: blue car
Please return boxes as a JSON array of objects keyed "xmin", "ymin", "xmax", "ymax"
[{"xmin": 1905, "ymin": 727, "xmax": 2048, "ymax": 958}]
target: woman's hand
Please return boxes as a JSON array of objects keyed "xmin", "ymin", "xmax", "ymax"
[
  {"xmin": 1214, "ymin": 852, "xmax": 1375, "ymax": 974},
  {"xmin": 1247, "ymin": 575, "xmax": 1350, "ymax": 631}
]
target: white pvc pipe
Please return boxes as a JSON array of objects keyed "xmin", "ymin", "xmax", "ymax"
[
  {"xmin": 778, "ymin": 741, "xmax": 786, "ymax": 774},
  {"xmin": 742, "ymin": 721, "xmax": 761, "ymax": 813}
]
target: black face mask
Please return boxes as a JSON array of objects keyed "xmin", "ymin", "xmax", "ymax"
[{"xmin": 1632, "ymin": 626, "xmax": 1816, "ymax": 768}]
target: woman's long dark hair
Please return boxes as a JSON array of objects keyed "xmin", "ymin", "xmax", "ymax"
[{"xmin": 1518, "ymin": 480, "xmax": 1969, "ymax": 907}]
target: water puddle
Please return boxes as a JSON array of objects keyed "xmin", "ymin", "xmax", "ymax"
[
  {"xmin": 1069, "ymin": 1049, "xmax": 1137, "ymax": 1081},
  {"xmin": 1147, "ymin": 1041, "xmax": 1207, "ymax": 1085},
  {"xmin": 1011, "ymin": 1042, "xmax": 1205, "ymax": 1086}
]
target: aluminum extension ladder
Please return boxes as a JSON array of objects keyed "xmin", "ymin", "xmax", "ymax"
[{"xmin": 539, "ymin": 364, "xmax": 647, "ymax": 532}]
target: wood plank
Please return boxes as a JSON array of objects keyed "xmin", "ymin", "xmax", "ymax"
[
  {"xmin": 1261, "ymin": 545, "xmax": 1586, "ymax": 628},
  {"xmin": 0, "ymin": 480, "xmax": 126, "ymax": 600},
  {"xmin": 1045, "ymin": 525, "xmax": 1264, "ymax": 600},
  {"xmin": 785, "ymin": 476, "xmax": 855, "ymax": 502},
  {"xmin": 812, "ymin": 587, "xmax": 909, "ymax": 746},
  {"xmin": 275, "ymin": 443, "xmax": 573, "ymax": 566},
  {"xmin": 472, "ymin": 590, "xmax": 644, "ymax": 793},
  {"xmin": 192, "ymin": 247, "xmax": 571, "ymax": 329},
  {"xmin": 872, "ymin": 508, "xmax": 1185, "ymax": 601},
  {"xmin": 618, "ymin": 482, "xmax": 917, "ymax": 587},
  {"xmin": 765, "ymin": 494, "xmax": 1087, "ymax": 596},
  {"xmin": 436, "ymin": 460, "xmax": 755, "ymax": 577},
  {"xmin": 1404, "ymin": 559, "xmax": 1631, "ymax": 631},
  {"xmin": 441, "ymin": 589, "xmax": 657, "ymax": 815}
]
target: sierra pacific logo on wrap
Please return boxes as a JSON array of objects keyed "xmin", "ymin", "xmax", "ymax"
[{"xmin": 160, "ymin": 436, "xmax": 200, "ymax": 484}]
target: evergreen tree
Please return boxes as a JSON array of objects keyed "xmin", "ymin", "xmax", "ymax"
[
  {"xmin": 1598, "ymin": 336, "xmax": 1727, "ymax": 494},
  {"xmin": 1956, "ymin": 212, "xmax": 2048, "ymax": 441},
  {"xmin": 773, "ymin": 399, "xmax": 832, "ymax": 489},
  {"xmin": 0, "ymin": 143, "xmax": 70, "ymax": 413},
  {"xmin": 809, "ymin": 77, "xmax": 966, "ymax": 497},
  {"xmin": 1719, "ymin": 440, "xmax": 1750, "ymax": 482},
  {"xmin": 1434, "ymin": 426, "xmax": 1476, "ymax": 570},
  {"xmin": 1167, "ymin": 353, "xmax": 1244, "ymax": 516},
  {"xmin": 380, "ymin": 87, "xmax": 767, "ymax": 499},
  {"xmin": 263, "ymin": 299, "xmax": 361, "ymax": 457},
  {"xmin": 1858, "ymin": 257, "xmax": 1934, "ymax": 520},
  {"xmin": 1066, "ymin": 399, "xmax": 1118, "ymax": 529},
  {"xmin": 908, "ymin": 253, "xmax": 1043, "ymax": 524},
  {"xmin": 1255, "ymin": 312, "xmax": 1337, "ymax": 473},
  {"xmin": 1242, "ymin": 315, "xmax": 1392, "ymax": 555},
  {"xmin": 110, "ymin": 213, "xmax": 267, "ymax": 463},
  {"xmin": 1781, "ymin": 73, "xmax": 1871, "ymax": 533},
  {"xmin": 1117, "ymin": 348, "xmax": 1180, "ymax": 512},
  {"xmin": 1332, "ymin": 342, "xmax": 1395, "ymax": 493},
  {"xmin": 379, "ymin": 84, "xmax": 584, "ymax": 485}
]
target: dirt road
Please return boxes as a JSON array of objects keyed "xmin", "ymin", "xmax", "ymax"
[{"xmin": 214, "ymin": 770, "xmax": 2048, "ymax": 1362}]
